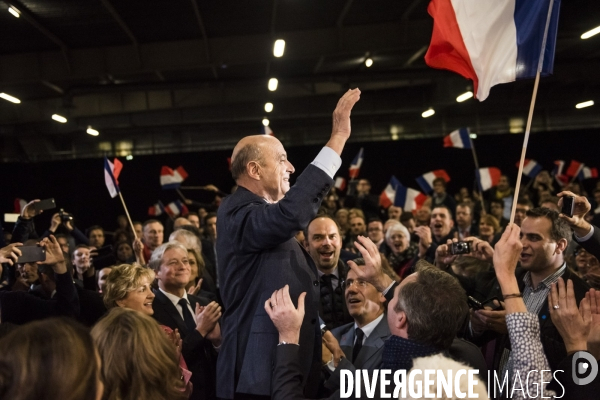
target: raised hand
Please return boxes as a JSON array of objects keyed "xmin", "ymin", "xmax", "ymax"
[
  {"xmin": 587, "ymin": 289, "xmax": 600, "ymax": 359},
  {"xmin": 38, "ymin": 236, "xmax": 67, "ymax": 274},
  {"xmin": 548, "ymin": 278, "xmax": 592, "ymax": 353},
  {"xmin": 492, "ymin": 223, "xmax": 522, "ymax": 282},
  {"xmin": 21, "ymin": 199, "xmax": 41, "ymax": 220},
  {"xmin": 346, "ymin": 236, "xmax": 392, "ymax": 292},
  {"xmin": 435, "ymin": 239, "xmax": 458, "ymax": 269},
  {"xmin": 0, "ymin": 243, "xmax": 22, "ymax": 266},
  {"xmin": 264, "ymin": 285, "xmax": 305, "ymax": 345},
  {"xmin": 195, "ymin": 301, "xmax": 221, "ymax": 337},
  {"xmin": 557, "ymin": 191, "xmax": 592, "ymax": 237},
  {"xmin": 187, "ymin": 278, "xmax": 204, "ymax": 296}
]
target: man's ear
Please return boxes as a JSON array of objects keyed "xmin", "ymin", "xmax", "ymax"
[
  {"xmin": 555, "ymin": 238, "xmax": 568, "ymax": 254},
  {"xmin": 392, "ymin": 310, "xmax": 408, "ymax": 332},
  {"xmin": 246, "ymin": 161, "xmax": 261, "ymax": 181}
]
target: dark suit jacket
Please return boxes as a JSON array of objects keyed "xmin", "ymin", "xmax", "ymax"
[
  {"xmin": 575, "ymin": 225, "xmax": 600, "ymax": 260},
  {"xmin": 152, "ymin": 289, "xmax": 217, "ymax": 400},
  {"xmin": 216, "ymin": 164, "xmax": 333, "ymax": 398}
]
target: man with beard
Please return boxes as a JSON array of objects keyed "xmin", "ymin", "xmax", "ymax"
[{"xmin": 304, "ymin": 215, "xmax": 353, "ymax": 330}]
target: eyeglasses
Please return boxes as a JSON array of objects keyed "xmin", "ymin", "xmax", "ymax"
[{"xmin": 343, "ymin": 279, "xmax": 369, "ymax": 290}]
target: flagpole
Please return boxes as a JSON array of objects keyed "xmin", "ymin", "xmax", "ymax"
[
  {"xmin": 509, "ymin": 0, "xmax": 555, "ymax": 224},
  {"xmin": 117, "ymin": 192, "xmax": 137, "ymax": 240},
  {"xmin": 468, "ymin": 133, "xmax": 486, "ymax": 213},
  {"xmin": 176, "ymin": 188, "xmax": 188, "ymax": 201}
]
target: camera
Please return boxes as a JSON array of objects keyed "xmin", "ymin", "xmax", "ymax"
[
  {"xmin": 58, "ymin": 208, "xmax": 73, "ymax": 223},
  {"xmin": 449, "ymin": 241, "xmax": 472, "ymax": 255}
]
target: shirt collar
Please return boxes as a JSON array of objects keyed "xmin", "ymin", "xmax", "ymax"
[
  {"xmin": 159, "ymin": 288, "xmax": 190, "ymax": 308},
  {"xmin": 317, "ymin": 266, "xmax": 339, "ymax": 279},
  {"xmin": 355, "ymin": 313, "xmax": 384, "ymax": 338},
  {"xmin": 523, "ymin": 262, "xmax": 567, "ymax": 290}
]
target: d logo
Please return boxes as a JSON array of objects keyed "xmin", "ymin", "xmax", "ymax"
[{"xmin": 572, "ymin": 351, "xmax": 598, "ymax": 386}]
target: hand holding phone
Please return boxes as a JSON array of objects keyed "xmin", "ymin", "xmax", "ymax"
[
  {"xmin": 34, "ymin": 198, "xmax": 56, "ymax": 212},
  {"xmin": 15, "ymin": 246, "xmax": 46, "ymax": 264}
]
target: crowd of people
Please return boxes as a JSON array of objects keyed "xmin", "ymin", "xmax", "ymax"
[{"xmin": 1, "ymin": 88, "xmax": 600, "ymax": 400}]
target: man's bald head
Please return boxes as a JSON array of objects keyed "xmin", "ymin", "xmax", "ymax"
[{"xmin": 231, "ymin": 135, "xmax": 280, "ymax": 181}]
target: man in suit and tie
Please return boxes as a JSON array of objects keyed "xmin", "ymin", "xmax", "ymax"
[
  {"xmin": 322, "ymin": 264, "xmax": 390, "ymax": 392},
  {"xmin": 150, "ymin": 241, "xmax": 222, "ymax": 400},
  {"xmin": 216, "ymin": 89, "xmax": 361, "ymax": 399}
]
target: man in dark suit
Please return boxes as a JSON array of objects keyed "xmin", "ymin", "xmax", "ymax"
[
  {"xmin": 216, "ymin": 89, "xmax": 361, "ymax": 399},
  {"xmin": 149, "ymin": 241, "xmax": 222, "ymax": 400}
]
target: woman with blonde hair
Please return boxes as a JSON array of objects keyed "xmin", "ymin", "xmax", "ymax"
[
  {"xmin": 91, "ymin": 307, "xmax": 187, "ymax": 400},
  {"xmin": 0, "ymin": 318, "xmax": 103, "ymax": 400}
]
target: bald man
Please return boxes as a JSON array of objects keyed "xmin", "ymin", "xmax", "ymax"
[{"xmin": 216, "ymin": 89, "xmax": 361, "ymax": 399}]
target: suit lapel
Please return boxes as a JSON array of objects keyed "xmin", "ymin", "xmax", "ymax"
[
  {"xmin": 296, "ymin": 239, "xmax": 317, "ymax": 280},
  {"xmin": 154, "ymin": 289, "xmax": 188, "ymax": 335},
  {"xmin": 339, "ymin": 324, "xmax": 355, "ymax": 358},
  {"xmin": 354, "ymin": 317, "xmax": 390, "ymax": 367}
]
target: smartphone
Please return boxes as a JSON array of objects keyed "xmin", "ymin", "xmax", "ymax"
[
  {"xmin": 4, "ymin": 213, "xmax": 19, "ymax": 223},
  {"xmin": 561, "ymin": 196, "xmax": 575, "ymax": 218},
  {"xmin": 34, "ymin": 198, "xmax": 56, "ymax": 212},
  {"xmin": 16, "ymin": 246, "xmax": 46, "ymax": 264}
]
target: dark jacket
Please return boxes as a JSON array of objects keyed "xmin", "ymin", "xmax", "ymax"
[
  {"xmin": 319, "ymin": 259, "xmax": 353, "ymax": 330},
  {"xmin": 215, "ymin": 164, "xmax": 333, "ymax": 399}
]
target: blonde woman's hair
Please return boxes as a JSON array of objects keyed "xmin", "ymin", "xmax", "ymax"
[
  {"xmin": 91, "ymin": 308, "xmax": 186, "ymax": 400},
  {"xmin": 103, "ymin": 263, "xmax": 155, "ymax": 309},
  {"xmin": 0, "ymin": 318, "xmax": 100, "ymax": 400},
  {"xmin": 187, "ymin": 247, "xmax": 206, "ymax": 280}
]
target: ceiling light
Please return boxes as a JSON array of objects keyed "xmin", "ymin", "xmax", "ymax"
[
  {"xmin": 86, "ymin": 126, "xmax": 99, "ymax": 136},
  {"xmin": 52, "ymin": 114, "xmax": 67, "ymax": 123},
  {"xmin": 365, "ymin": 58, "xmax": 373, "ymax": 68},
  {"xmin": 470, "ymin": 133, "xmax": 477, "ymax": 139},
  {"xmin": 0, "ymin": 92, "xmax": 21, "ymax": 104},
  {"xmin": 126, "ymin": 155, "xmax": 133, "ymax": 160},
  {"xmin": 262, "ymin": 118, "xmax": 270, "ymax": 127},
  {"xmin": 576, "ymin": 100, "xmax": 594, "ymax": 109},
  {"xmin": 421, "ymin": 108, "xmax": 435, "ymax": 118},
  {"xmin": 456, "ymin": 91, "xmax": 473, "ymax": 102},
  {"xmin": 273, "ymin": 39, "xmax": 285, "ymax": 57},
  {"xmin": 268, "ymin": 78, "xmax": 278, "ymax": 91},
  {"xmin": 581, "ymin": 26, "xmax": 600, "ymax": 39},
  {"xmin": 8, "ymin": 6, "xmax": 20, "ymax": 18},
  {"xmin": 264, "ymin": 102, "xmax": 273, "ymax": 113}
]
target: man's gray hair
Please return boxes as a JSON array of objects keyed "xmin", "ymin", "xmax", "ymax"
[
  {"xmin": 169, "ymin": 229, "xmax": 201, "ymax": 253},
  {"xmin": 148, "ymin": 241, "xmax": 188, "ymax": 272},
  {"xmin": 230, "ymin": 143, "xmax": 263, "ymax": 181},
  {"xmin": 394, "ymin": 261, "xmax": 468, "ymax": 350}
]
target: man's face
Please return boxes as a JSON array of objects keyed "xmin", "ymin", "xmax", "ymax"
[
  {"xmin": 387, "ymin": 206, "xmax": 402, "ymax": 221},
  {"xmin": 415, "ymin": 207, "xmax": 431, "ymax": 226},
  {"xmin": 260, "ymin": 139, "xmax": 295, "ymax": 202},
  {"xmin": 430, "ymin": 207, "xmax": 453, "ymax": 239},
  {"xmin": 497, "ymin": 176, "xmax": 510, "ymax": 192},
  {"xmin": 18, "ymin": 262, "xmax": 39, "ymax": 284},
  {"xmin": 133, "ymin": 223, "xmax": 143, "ymax": 239},
  {"xmin": 88, "ymin": 229, "xmax": 105, "ymax": 248},
  {"xmin": 367, "ymin": 221, "xmax": 384, "ymax": 243},
  {"xmin": 157, "ymin": 248, "xmax": 191, "ymax": 291},
  {"xmin": 335, "ymin": 211, "xmax": 349, "ymax": 228},
  {"xmin": 455, "ymin": 206, "xmax": 472, "ymax": 229},
  {"xmin": 519, "ymin": 217, "xmax": 561, "ymax": 272},
  {"xmin": 356, "ymin": 180, "xmax": 371, "ymax": 196},
  {"xmin": 514, "ymin": 204, "xmax": 530, "ymax": 227},
  {"xmin": 143, "ymin": 222, "xmax": 164, "ymax": 250},
  {"xmin": 490, "ymin": 202, "xmax": 503, "ymax": 219},
  {"xmin": 97, "ymin": 267, "xmax": 112, "ymax": 293},
  {"xmin": 57, "ymin": 237, "xmax": 69, "ymax": 254},
  {"xmin": 345, "ymin": 269, "xmax": 384, "ymax": 324},
  {"xmin": 72, "ymin": 247, "xmax": 91, "ymax": 274},
  {"xmin": 350, "ymin": 217, "xmax": 366, "ymax": 236},
  {"xmin": 188, "ymin": 215, "xmax": 200, "ymax": 229},
  {"xmin": 305, "ymin": 218, "xmax": 341, "ymax": 272},
  {"xmin": 432, "ymin": 181, "xmax": 445, "ymax": 195},
  {"xmin": 387, "ymin": 273, "xmax": 418, "ymax": 337},
  {"xmin": 205, "ymin": 216, "xmax": 217, "ymax": 240},
  {"xmin": 401, "ymin": 218, "xmax": 416, "ymax": 233}
]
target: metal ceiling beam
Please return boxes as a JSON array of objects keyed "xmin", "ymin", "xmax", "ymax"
[
  {"xmin": 100, "ymin": 0, "xmax": 141, "ymax": 66},
  {"xmin": 401, "ymin": 0, "xmax": 425, "ymax": 20},
  {"xmin": 190, "ymin": 0, "xmax": 217, "ymax": 79},
  {"xmin": 336, "ymin": 0, "xmax": 354, "ymax": 28}
]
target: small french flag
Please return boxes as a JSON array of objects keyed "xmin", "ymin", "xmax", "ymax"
[
  {"xmin": 160, "ymin": 166, "xmax": 188, "ymax": 189},
  {"xmin": 104, "ymin": 157, "xmax": 123, "ymax": 198},
  {"xmin": 443, "ymin": 128, "xmax": 471, "ymax": 149},
  {"xmin": 416, "ymin": 170, "xmax": 451, "ymax": 193},
  {"xmin": 165, "ymin": 200, "xmax": 189, "ymax": 218},
  {"xmin": 395, "ymin": 183, "xmax": 427, "ymax": 212},
  {"xmin": 578, "ymin": 166, "xmax": 598, "ymax": 181},
  {"xmin": 334, "ymin": 177, "xmax": 346, "ymax": 192},
  {"xmin": 13, "ymin": 198, "xmax": 27, "ymax": 214},
  {"xmin": 517, "ymin": 159, "xmax": 542, "ymax": 178},
  {"xmin": 553, "ymin": 160, "xmax": 568, "ymax": 187},
  {"xmin": 379, "ymin": 176, "xmax": 400, "ymax": 209},
  {"xmin": 349, "ymin": 148, "xmax": 364, "ymax": 179},
  {"xmin": 566, "ymin": 160, "xmax": 584, "ymax": 178},
  {"xmin": 262, "ymin": 126, "xmax": 274, "ymax": 136},
  {"xmin": 148, "ymin": 201, "xmax": 165, "ymax": 216},
  {"xmin": 476, "ymin": 167, "xmax": 501, "ymax": 191}
]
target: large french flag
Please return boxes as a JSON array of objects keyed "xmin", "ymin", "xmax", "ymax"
[
  {"xmin": 104, "ymin": 157, "xmax": 123, "ymax": 198},
  {"xmin": 395, "ymin": 183, "xmax": 427, "ymax": 212},
  {"xmin": 476, "ymin": 167, "xmax": 502, "ymax": 191},
  {"xmin": 379, "ymin": 176, "xmax": 400, "ymax": 209},
  {"xmin": 160, "ymin": 166, "xmax": 188, "ymax": 189},
  {"xmin": 578, "ymin": 166, "xmax": 599, "ymax": 181},
  {"xmin": 443, "ymin": 128, "xmax": 471, "ymax": 149},
  {"xmin": 517, "ymin": 159, "xmax": 542, "ymax": 178},
  {"xmin": 425, "ymin": 0, "xmax": 561, "ymax": 101},
  {"xmin": 416, "ymin": 170, "xmax": 451, "ymax": 193},
  {"xmin": 348, "ymin": 148, "xmax": 364, "ymax": 179}
]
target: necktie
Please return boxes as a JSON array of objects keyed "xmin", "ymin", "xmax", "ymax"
[
  {"xmin": 353, "ymin": 328, "xmax": 365, "ymax": 362},
  {"xmin": 178, "ymin": 298, "xmax": 197, "ymax": 334}
]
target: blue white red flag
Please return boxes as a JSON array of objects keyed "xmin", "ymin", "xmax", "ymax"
[
  {"xmin": 104, "ymin": 157, "xmax": 123, "ymax": 198},
  {"xmin": 395, "ymin": 183, "xmax": 427, "ymax": 213},
  {"xmin": 334, "ymin": 177, "xmax": 346, "ymax": 192},
  {"xmin": 416, "ymin": 170, "xmax": 451, "ymax": 193},
  {"xmin": 443, "ymin": 128, "xmax": 471, "ymax": 149},
  {"xmin": 553, "ymin": 160, "xmax": 568, "ymax": 187},
  {"xmin": 349, "ymin": 148, "xmax": 364, "ymax": 179},
  {"xmin": 160, "ymin": 166, "xmax": 188, "ymax": 189},
  {"xmin": 578, "ymin": 166, "xmax": 598, "ymax": 181},
  {"xmin": 517, "ymin": 159, "xmax": 543, "ymax": 178},
  {"xmin": 379, "ymin": 176, "xmax": 400, "ymax": 209},
  {"xmin": 148, "ymin": 201, "xmax": 165, "ymax": 216},
  {"xmin": 476, "ymin": 167, "xmax": 502, "ymax": 191},
  {"xmin": 425, "ymin": 0, "xmax": 561, "ymax": 101},
  {"xmin": 165, "ymin": 200, "xmax": 188, "ymax": 218},
  {"xmin": 566, "ymin": 160, "xmax": 584, "ymax": 178},
  {"xmin": 13, "ymin": 198, "xmax": 27, "ymax": 213}
]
